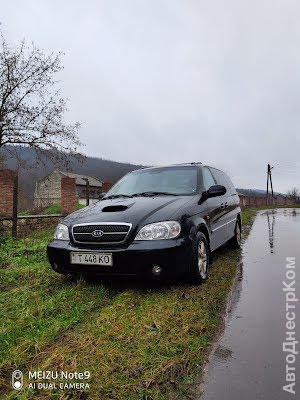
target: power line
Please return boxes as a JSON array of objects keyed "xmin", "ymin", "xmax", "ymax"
[
  {"xmin": 274, "ymin": 164, "xmax": 300, "ymax": 171},
  {"xmin": 273, "ymin": 171, "xmax": 299, "ymax": 175}
]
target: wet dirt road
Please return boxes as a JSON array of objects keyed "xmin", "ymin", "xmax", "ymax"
[{"xmin": 199, "ymin": 208, "xmax": 300, "ymax": 400}]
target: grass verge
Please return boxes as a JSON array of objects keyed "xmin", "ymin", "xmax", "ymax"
[
  {"xmin": 19, "ymin": 203, "xmax": 85, "ymax": 216},
  {"xmin": 0, "ymin": 209, "xmax": 258, "ymax": 399}
]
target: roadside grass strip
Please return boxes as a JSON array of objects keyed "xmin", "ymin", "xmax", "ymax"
[{"xmin": 0, "ymin": 210, "xmax": 256, "ymax": 399}]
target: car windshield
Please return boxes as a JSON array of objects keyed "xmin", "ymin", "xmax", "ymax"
[{"xmin": 105, "ymin": 167, "xmax": 199, "ymax": 197}]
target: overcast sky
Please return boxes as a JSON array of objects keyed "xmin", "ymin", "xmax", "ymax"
[{"xmin": 2, "ymin": 0, "xmax": 300, "ymax": 192}]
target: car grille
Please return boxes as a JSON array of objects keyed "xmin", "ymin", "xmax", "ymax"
[{"xmin": 72, "ymin": 223, "xmax": 131, "ymax": 244}]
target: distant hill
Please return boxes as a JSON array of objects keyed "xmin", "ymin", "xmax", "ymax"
[
  {"xmin": 0, "ymin": 146, "xmax": 146, "ymax": 210},
  {"xmin": 236, "ymin": 188, "xmax": 284, "ymax": 197}
]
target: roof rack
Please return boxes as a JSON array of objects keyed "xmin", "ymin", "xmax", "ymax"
[{"xmin": 171, "ymin": 162, "xmax": 202, "ymax": 166}]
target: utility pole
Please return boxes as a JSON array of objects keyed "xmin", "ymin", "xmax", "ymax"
[
  {"xmin": 83, "ymin": 178, "xmax": 90, "ymax": 206},
  {"xmin": 269, "ymin": 166, "xmax": 274, "ymax": 206},
  {"xmin": 266, "ymin": 163, "xmax": 275, "ymax": 206},
  {"xmin": 266, "ymin": 164, "xmax": 269, "ymax": 206}
]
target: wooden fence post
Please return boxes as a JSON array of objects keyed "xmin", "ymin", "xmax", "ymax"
[{"xmin": 86, "ymin": 179, "xmax": 90, "ymax": 206}]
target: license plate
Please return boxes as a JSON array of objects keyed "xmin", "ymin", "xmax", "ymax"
[{"xmin": 70, "ymin": 252, "xmax": 113, "ymax": 266}]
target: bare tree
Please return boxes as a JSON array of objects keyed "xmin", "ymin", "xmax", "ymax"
[
  {"xmin": 0, "ymin": 31, "xmax": 82, "ymax": 167},
  {"xmin": 287, "ymin": 187, "xmax": 300, "ymax": 204}
]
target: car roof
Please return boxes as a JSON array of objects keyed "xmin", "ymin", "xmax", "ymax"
[
  {"xmin": 132, "ymin": 163, "xmax": 229, "ymax": 177},
  {"xmin": 135, "ymin": 162, "xmax": 203, "ymax": 172}
]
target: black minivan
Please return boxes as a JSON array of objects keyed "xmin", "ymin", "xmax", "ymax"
[{"xmin": 47, "ymin": 163, "xmax": 241, "ymax": 283}]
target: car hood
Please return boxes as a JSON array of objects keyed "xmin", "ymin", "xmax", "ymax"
[{"xmin": 62, "ymin": 196, "xmax": 193, "ymax": 228}]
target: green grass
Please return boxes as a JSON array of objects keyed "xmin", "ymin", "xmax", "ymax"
[
  {"xmin": 0, "ymin": 210, "xmax": 258, "ymax": 399},
  {"xmin": 241, "ymin": 208, "xmax": 256, "ymax": 226},
  {"xmin": 18, "ymin": 203, "xmax": 85, "ymax": 216},
  {"xmin": 43, "ymin": 203, "xmax": 62, "ymax": 214},
  {"xmin": 18, "ymin": 210, "xmax": 32, "ymax": 216}
]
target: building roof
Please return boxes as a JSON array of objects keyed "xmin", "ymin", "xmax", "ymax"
[{"xmin": 58, "ymin": 170, "xmax": 102, "ymax": 187}]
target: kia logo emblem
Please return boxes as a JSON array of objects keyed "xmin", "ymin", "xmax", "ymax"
[{"xmin": 92, "ymin": 230, "xmax": 104, "ymax": 237}]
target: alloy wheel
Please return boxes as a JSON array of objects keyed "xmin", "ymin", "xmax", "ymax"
[{"xmin": 198, "ymin": 240, "xmax": 207, "ymax": 279}]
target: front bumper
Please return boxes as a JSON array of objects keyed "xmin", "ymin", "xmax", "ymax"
[{"xmin": 47, "ymin": 237, "xmax": 192, "ymax": 278}]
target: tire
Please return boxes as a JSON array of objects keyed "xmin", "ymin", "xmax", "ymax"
[
  {"xmin": 229, "ymin": 219, "xmax": 241, "ymax": 248},
  {"xmin": 190, "ymin": 231, "xmax": 210, "ymax": 284}
]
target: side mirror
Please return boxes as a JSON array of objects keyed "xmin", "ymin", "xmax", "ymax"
[
  {"xmin": 99, "ymin": 192, "xmax": 106, "ymax": 200},
  {"xmin": 207, "ymin": 185, "xmax": 226, "ymax": 198}
]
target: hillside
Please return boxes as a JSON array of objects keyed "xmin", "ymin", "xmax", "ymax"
[{"xmin": 236, "ymin": 188, "xmax": 283, "ymax": 197}]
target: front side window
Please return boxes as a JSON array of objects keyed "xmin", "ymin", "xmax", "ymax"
[{"xmin": 105, "ymin": 167, "xmax": 199, "ymax": 196}]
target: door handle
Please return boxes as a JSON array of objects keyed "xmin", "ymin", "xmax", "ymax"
[
  {"xmin": 224, "ymin": 202, "xmax": 228, "ymax": 208},
  {"xmin": 220, "ymin": 203, "xmax": 225, "ymax": 209}
]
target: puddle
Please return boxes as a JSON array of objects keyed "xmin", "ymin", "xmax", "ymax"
[{"xmin": 198, "ymin": 208, "xmax": 300, "ymax": 400}]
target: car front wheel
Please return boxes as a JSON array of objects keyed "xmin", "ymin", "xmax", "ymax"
[{"xmin": 190, "ymin": 231, "xmax": 210, "ymax": 284}]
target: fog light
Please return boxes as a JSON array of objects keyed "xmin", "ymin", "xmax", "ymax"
[{"xmin": 152, "ymin": 264, "xmax": 162, "ymax": 276}]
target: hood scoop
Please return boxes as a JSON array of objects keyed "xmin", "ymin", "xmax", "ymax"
[{"xmin": 102, "ymin": 205, "xmax": 128, "ymax": 212}]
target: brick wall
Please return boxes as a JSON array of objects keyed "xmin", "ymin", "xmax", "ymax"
[
  {"xmin": 0, "ymin": 169, "xmax": 17, "ymax": 217},
  {"xmin": 61, "ymin": 177, "xmax": 76, "ymax": 214},
  {"xmin": 239, "ymin": 194, "xmax": 295, "ymax": 207}
]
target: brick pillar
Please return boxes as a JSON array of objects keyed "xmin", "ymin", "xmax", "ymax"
[
  {"xmin": 102, "ymin": 181, "xmax": 112, "ymax": 193},
  {"xmin": 0, "ymin": 169, "xmax": 17, "ymax": 217},
  {"xmin": 61, "ymin": 177, "xmax": 76, "ymax": 214}
]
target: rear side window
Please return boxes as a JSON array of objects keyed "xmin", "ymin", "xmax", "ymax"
[
  {"xmin": 224, "ymin": 176, "xmax": 237, "ymax": 195},
  {"xmin": 210, "ymin": 168, "xmax": 237, "ymax": 195},
  {"xmin": 202, "ymin": 167, "xmax": 216, "ymax": 191}
]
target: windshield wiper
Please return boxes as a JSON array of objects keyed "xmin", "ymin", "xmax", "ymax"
[
  {"xmin": 104, "ymin": 194, "xmax": 133, "ymax": 199},
  {"xmin": 131, "ymin": 191, "xmax": 179, "ymax": 197}
]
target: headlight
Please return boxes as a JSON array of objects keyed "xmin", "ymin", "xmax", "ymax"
[
  {"xmin": 54, "ymin": 223, "xmax": 70, "ymax": 241},
  {"xmin": 135, "ymin": 221, "xmax": 181, "ymax": 240}
]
